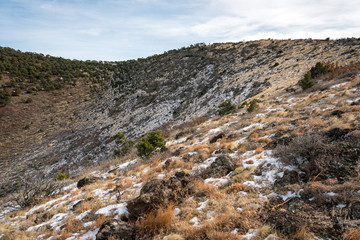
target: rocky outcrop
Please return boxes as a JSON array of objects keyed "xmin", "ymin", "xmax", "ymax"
[
  {"xmin": 202, "ymin": 155, "xmax": 236, "ymax": 178},
  {"xmin": 96, "ymin": 220, "xmax": 137, "ymax": 240},
  {"xmin": 77, "ymin": 176, "xmax": 99, "ymax": 188},
  {"xmin": 126, "ymin": 171, "xmax": 193, "ymax": 220},
  {"xmin": 275, "ymin": 170, "xmax": 301, "ymax": 188}
]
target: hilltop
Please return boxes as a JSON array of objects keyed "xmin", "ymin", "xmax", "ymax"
[{"xmin": 0, "ymin": 38, "xmax": 359, "ymax": 239}]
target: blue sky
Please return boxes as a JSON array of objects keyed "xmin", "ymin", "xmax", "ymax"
[{"xmin": 0, "ymin": 0, "xmax": 359, "ymax": 61}]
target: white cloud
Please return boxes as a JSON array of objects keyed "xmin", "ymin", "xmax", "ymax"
[{"xmin": 1, "ymin": 0, "xmax": 359, "ymax": 60}]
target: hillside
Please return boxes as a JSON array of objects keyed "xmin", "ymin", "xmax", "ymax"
[{"xmin": 0, "ymin": 38, "xmax": 360, "ymax": 239}]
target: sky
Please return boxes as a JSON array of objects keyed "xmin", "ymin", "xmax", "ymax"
[{"xmin": 0, "ymin": 0, "xmax": 359, "ymax": 61}]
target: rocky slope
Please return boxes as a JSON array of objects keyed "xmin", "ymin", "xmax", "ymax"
[
  {"xmin": 0, "ymin": 38, "xmax": 359, "ymax": 206},
  {"xmin": 0, "ymin": 53, "xmax": 359, "ymax": 239}
]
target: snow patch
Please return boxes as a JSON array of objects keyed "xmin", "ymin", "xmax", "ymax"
[
  {"xmin": 189, "ymin": 217, "xmax": 200, "ymax": 226},
  {"xmin": 174, "ymin": 208, "xmax": 181, "ymax": 216},
  {"xmin": 204, "ymin": 177, "xmax": 229, "ymax": 187},
  {"xmin": 95, "ymin": 204, "xmax": 129, "ymax": 218}
]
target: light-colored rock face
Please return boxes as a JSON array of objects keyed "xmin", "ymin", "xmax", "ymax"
[{"xmin": 1, "ymin": 39, "xmax": 360, "ymax": 194}]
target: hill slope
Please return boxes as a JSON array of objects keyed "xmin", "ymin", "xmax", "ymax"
[
  {"xmin": 1, "ymin": 39, "xmax": 360, "ymax": 194},
  {"xmin": 0, "ymin": 39, "xmax": 359, "ymax": 240}
]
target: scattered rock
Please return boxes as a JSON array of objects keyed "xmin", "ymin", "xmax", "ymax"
[
  {"xmin": 331, "ymin": 110, "xmax": 345, "ymax": 118},
  {"xmin": 209, "ymin": 132, "xmax": 225, "ymax": 143},
  {"xmin": 77, "ymin": 176, "xmax": 99, "ymax": 188},
  {"xmin": 175, "ymin": 132, "xmax": 185, "ymax": 140},
  {"xmin": 326, "ymin": 127, "xmax": 352, "ymax": 140},
  {"xmin": 96, "ymin": 220, "xmax": 137, "ymax": 240},
  {"xmin": 275, "ymin": 170, "xmax": 301, "ymax": 187},
  {"xmin": 267, "ymin": 209, "xmax": 303, "ymax": 235},
  {"xmin": 202, "ymin": 155, "xmax": 235, "ymax": 178},
  {"xmin": 349, "ymin": 200, "xmax": 360, "ymax": 219},
  {"xmin": 126, "ymin": 171, "xmax": 193, "ymax": 220}
]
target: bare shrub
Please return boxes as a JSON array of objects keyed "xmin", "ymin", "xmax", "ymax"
[
  {"xmin": 273, "ymin": 133, "xmax": 335, "ymax": 166},
  {"xmin": 9, "ymin": 173, "xmax": 61, "ymax": 209},
  {"xmin": 273, "ymin": 131, "xmax": 359, "ymax": 182}
]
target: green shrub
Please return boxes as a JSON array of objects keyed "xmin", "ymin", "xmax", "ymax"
[
  {"xmin": 218, "ymin": 100, "xmax": 235, "ymax": 116},
  {"xmin": 247, "ymin": 99, "xmax": 259, "ymax": 112},
  {"xmin": 0, "ymin": 88, "xmax": 11, "ymax": 105},
  {"xmin": 309, "ymin": 62, "xmax": 332, "ymax": 79},
  {"xmin": 137, "ymin": 131, "xmax": 166, "ymax": 158},
  {"xmin": 299, "ymin": 71, "xmax": 314, "ymax": 90},
  {"xmin": 239, "ymin": 101, "xmax": 248, "ymax": 109},
  {"xmin": 55, "ymin": 171, "xmax": 70, "ymax": 181},
  {"xmin": 114, "ymin": 131, "xmax": 134, "ymax": 156},
  {"xmin": 299, "ymin": 62, "xmax": 333, "ymax": 90}
]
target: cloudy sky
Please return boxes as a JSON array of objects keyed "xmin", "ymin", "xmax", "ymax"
[{"xmin": 0, "ymin": 0, "xmax": 359, "ymax": 61}]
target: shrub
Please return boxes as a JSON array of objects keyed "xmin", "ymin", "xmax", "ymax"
[
  {"xmin": 10, "ymin": 173, "xmax": 60, "ymax": 208},
  {"xmin": 309, "ymin": 62, "xmax": 332, "ymax": 79},
  {"xmin": 273, "ymin": 132, "xmax": 359, "ymax": 182},
  {"xmin": 0, "ymin": 88, "xmax": 11, "ymax": 105},
  {"xmin": 299, "ymin": 62, "xmax": 333, "ymax": 90},
  {"xmin": 218, "ymin": 100, "xmax": 235, "ymax": 115},
  {"xmin": 239, "ymin": 101, "xmax": 248, "ymax": 109},
  {"xmin": 299, "ymin": 71, "xmax": 314, "ymax": 90},
  {"xmin": 55, "ymin": 170, "xmax": 70, "ymax": 181},
  {"xmin": 137, "ymin": 131, "xmax": 166, "ymax": 158},
  {"xmin": 247, "ymin": 99, "xmax": 259, "ymax": 112},
  {"xmin": 113, "ymin": 131, "xmax": 134, "ymax": 156}
]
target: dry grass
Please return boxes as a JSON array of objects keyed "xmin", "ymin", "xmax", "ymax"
[
  {"xmin": 93, "ymin": 214, "xmax": 110, "ymax": 228},
  {"xmin": 163, "ymin": 234, "xmax": 185, "ymax": 240},
  {"xmin": 74, "ymin": 201, "xmax": 91, "ymax": 213},
  {"xmin": 290, "ymin": 226, "xmax": 315, "ymax": 240},
  {"xmin": 65, "ymin": 216, "xmax": 83, "ymax": 232},
  {"xmin": 255, "ymin": 146, "xmax": 264, "ymax": 154},
  {"xmin": 58, "ymin": 232, "xmax": 73, "ymax": 240},
  {"xmin": 138, "ymin": 203, "xmax": 175, "ymax": 236},
  {"xmin": 237, "ymin": 144, "xmax": 247, "ymax": 155},
  {"xmin": 71, "ymin": 188, "xmax": 81, "ymax": 196},
  {"xmin": 345, "ymin": 231, "xmax": 360, "ymax": 240},
  {"xmin": 0, "ymin": 225, "xmax": 32, "ymax": 240},
  {"xmin": 225, "ymin": 183, "xmax": 255, "ymax": 194},
  {"xmin": 192, "ymin": 180, "xmax": 225, "ymax": 199},
  {"xmin": 231, "ymin": 166, "xmax": 255, "ymax": 183}
]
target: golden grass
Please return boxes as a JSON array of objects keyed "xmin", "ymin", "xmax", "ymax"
[
  {"xmin": 94, "ymin": 214, "xmax": 110, "ymax": 228},
  {"xmin": 225, "ymin": 183, "xmax": 255, "ymax": 194},
  {"xmin": 257, "ymin": 137, "xmax": 271, "ymax": 144},
  {"xmin": 65, "ymin": 216, "xmax": 83, "ymax": 232},
  {"xmin": 76, "ymin": 201, "xmax": 91, "ymax": 213},
  {"xmin": 163, "ymin": 234, "xmax": 185, "ymax": 240},
  {"xmin": 345, "ymin": 231, "xmax": 360, "ymax": 240},
  {"xmin": 138, "ymin": 203, "xmax": 175, "ymax": 236},
  {"xmin": 237, "ymin": 144, "xmax": 247, "ymax": 155},
  {"xmin": 71, "ymin": 188, "xmax": 81, "ymax": 196},
  {"xmin": 58, "ymin": 232, "xmax": 73, "ymax": 240},
  {"xmin": 255, "ymin": 146, "xmax": 264, "ymax": 154},
  {"xmin": 0, "ymin": 225, "xmax": 32, "ymax": 240},
  {"xmin": 192, "ymin": 180, "xmax": 225, "ymax": 199},
  {"xmin": 231, "ymin": 166, "xmax": 255, "ymax": 183}
]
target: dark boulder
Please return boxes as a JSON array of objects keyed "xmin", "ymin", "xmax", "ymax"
[
  {"xmin": 96, "ymin": 220, "xmax": 137, "ymax": 240},
  {"xmin": 77, "ymin": 176, "xmax": 99, "ymax": 188},
  {"xmin": 202, "ymin": 155, "xmax": 235, "ymax": 178},
  {"xmin": 275, "ymin": 170, "xmax": 301, "ymax": 187},
  {"xmin": 127, "ymin": 171, "xmax": 192, "ymax": 220},
  {"xmin": 209, "ymin": 133, "xmax": 225, "ymax": 143}
]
